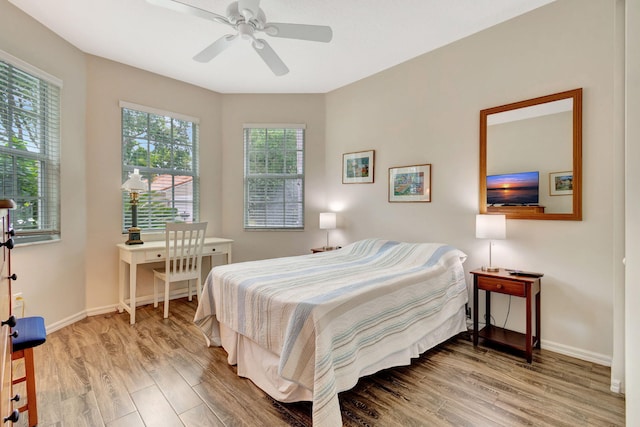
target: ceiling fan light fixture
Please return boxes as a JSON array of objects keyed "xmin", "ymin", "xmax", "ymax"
[{"xmin": 237, "ymin": 22, "xmax": 254, "ymax": 39}]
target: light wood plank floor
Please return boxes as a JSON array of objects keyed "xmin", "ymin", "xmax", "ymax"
[{"xmin": 15, "ymin": 298, "xmax": 625, "ymax": 426}]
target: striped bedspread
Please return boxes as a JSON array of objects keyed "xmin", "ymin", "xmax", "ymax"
[{"xmin": 194, "ymin": 238, "xmax": 468, "ymax": 426}]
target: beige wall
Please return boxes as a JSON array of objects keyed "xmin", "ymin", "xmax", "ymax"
[
  {"xmin": 0, "ymin": 1, "xmax": 87, "ymax": 325},
  {"xmin": 325, "ymin": 0, "xmax": 621, "ymax": 367},
  {"xmin": 84, "ymin": 56, "xmax": 223, "ymax": 309}
]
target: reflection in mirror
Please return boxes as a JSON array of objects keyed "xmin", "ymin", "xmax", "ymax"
[{"xmin": 479, "ymin": 89, "xmax": 582, "ymax": 220}]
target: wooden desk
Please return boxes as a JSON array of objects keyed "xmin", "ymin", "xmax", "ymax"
[
  {"xmin": 118, "ymin": 237, "xmax": 233, "ymax": 324},
  {"xmin": 471, "ymin": 268, "xmax": 541, "ymax": 363}
]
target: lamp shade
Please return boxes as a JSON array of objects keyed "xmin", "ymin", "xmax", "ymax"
[
  {"xmin": 476, "ymin": 214, "xmax": 506, "ymax": 240},
  {"xmin": 319, "ymin": 212, "xmax": 336, "ymax": 230},
  {"xmin": 121, "ymin": 168, "xmax": 147, "ymax": 192}
]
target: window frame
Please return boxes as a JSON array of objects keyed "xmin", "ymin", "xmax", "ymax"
[
  {"xmin": 120, "ymin": 101, "xmax": 200, "ymax": 233},
  {"xmin": 0, "ymin": 50, "xmax": 62, "ymax": 244},
  {"xmin": 243, "ymin": 124, "xmax": 305, "ymax": 230}
]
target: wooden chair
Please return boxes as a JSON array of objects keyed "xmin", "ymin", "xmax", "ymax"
[
  {"xmin": 12, "ymin": 316, "xmax": 47, "ymax": 427},
  {"xmin": 153, "ymin": 222, "xmax": 208, "ymax": 318}
]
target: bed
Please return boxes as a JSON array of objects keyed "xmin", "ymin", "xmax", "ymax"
[{"xmin": 194, "ymin": 238, "xmax": 468, "ymax": 427}]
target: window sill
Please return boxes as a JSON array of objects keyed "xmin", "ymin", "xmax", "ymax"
[{"xmin": 14, "ymin": 235, "xmax": 61, "ymax": 247}]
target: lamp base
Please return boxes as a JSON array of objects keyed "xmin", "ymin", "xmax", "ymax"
[
  {"xmin": 125, "ymin": 227, "xmax": 143, "ymax": 245},
  {"xmin": 482, "ymin": 266, "xmax": 500, "ymax": 272}
]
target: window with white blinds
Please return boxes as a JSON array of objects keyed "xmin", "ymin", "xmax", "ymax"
[
  {"xmin": 243, "ymin": 124, "xmax": 305, "ymax": 230},
  {"xmin": 121, "ymin": 103, "xmax": 199, "ymax": 232},
  {"xmin": 0, "ymin": 53, "xmax": 61, "ymax": 243}
]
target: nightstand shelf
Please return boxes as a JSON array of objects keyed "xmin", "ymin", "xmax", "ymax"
[
  {"xmin": 477, "ymin": 324, "xmax": 540, "ymax": 352},
  {"xmin": 471, "ymin": 268, "xmax": 542, "ymax": 363}
]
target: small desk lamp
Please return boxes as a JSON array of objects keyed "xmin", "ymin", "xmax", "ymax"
[
  {"xmin": 476, "ymin": 214, "xmax": 506, "ymax": 272},
  {"xmin": 122, "ymin": 168, "xmax": 147, "ymax": 245},
  {"xmin": 319, "ymin": 212, "xmax": 336, "ymax": 249}
]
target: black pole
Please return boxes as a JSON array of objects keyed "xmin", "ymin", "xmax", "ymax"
[{"xmin": 131, "ymin": 202, "xmax": 138, "ymax": 228}]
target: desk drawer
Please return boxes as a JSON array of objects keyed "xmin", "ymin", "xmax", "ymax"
[
  {"xmin": 203, "ymin": 244, "xmax": 228, "ymax": 255},
  {"xmin": 477, "ymin": 276, "xmax": 525, "ymax": 296},
  {"xmin": 145, "ymin": 250, "xmax": 165, "ymax": 261},
  {"xmin": 145, "ymin": 246, "xmax": 227, "ymax": 261}
]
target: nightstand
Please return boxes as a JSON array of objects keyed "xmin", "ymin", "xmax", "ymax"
[{"xmin": 471, "ymin": 268, "xmax": 542, "ymax": 363}]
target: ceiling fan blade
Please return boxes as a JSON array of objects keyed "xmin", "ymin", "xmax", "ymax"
[
  {"xmin": 147, "ymin": 0, "xmax": 232, "ymax": 27},
  {"xmin": 193, "ymin": 35, "xmax": 239, "ymax": 62},
  {"xmin": 252, "ymin": 39, "xmax": 289, "ymax": 76},
  {"xmin": 264, "ymin": 23, "xmax": 333, "ymax": 43},
  {"xmin": 238, "ymin": 0, "xmax": 261, "ymax": 21}
]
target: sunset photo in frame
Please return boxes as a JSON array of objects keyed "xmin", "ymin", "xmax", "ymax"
[
  {"xmin": 549, "ymin": 171, "xmax": 573, "ymax": 196},
  {"xmin": 389, "ymin": 164, "xmax": 431, "ymax": 202},
  {"xmin": 343, "ymin": 150, "xmax": 375, "ymax": 184}
]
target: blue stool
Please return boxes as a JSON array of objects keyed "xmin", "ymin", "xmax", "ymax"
[{"xmin": 12, "ymin": 316, "xmax": 46, "ymax": 427}]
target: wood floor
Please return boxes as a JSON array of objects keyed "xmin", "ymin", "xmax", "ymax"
[{"xmin": 15, "ymin": 297, "xmax": 625, "ymax": 427}]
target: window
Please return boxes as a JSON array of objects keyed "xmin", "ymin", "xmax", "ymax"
[
  {"xmin": 121, "ymin": 102, "xmax": 199, "ymax": 232},
  {"xmin": 244, "ymin": 124, "xmax": 305, "ymax": 230},
  {"xmin": 0, "ymin": 52, "xmax": 61, "ymax": 243}
]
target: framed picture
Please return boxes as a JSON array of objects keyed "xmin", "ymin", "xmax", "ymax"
[
  {"xmin": 549, "ymin": 171, "xmax": 573, "ymax": 196},
  {"xmin": 389, "ymin": 164, "xmax": 431, "ymax": 202},
  {"xmin": 343, "ymin": 150, "xmax": 375, "ymax": 184}
]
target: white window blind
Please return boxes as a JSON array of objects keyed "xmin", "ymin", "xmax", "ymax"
[
  {"xmin": 121, "ymin": 103, "xmax": 199, "ymax": 232},
  {"xmin": 243, "ymin": 124, "xmax": 305, "ymax": 230},
  {"xmin": 0, "ymin": 54, "xmax": 61, "ymax": 243}
]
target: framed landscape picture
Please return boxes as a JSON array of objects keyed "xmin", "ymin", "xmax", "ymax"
[
  {"xmin": 549, "ymin": 171, "xmax": 573, "ymax": 196},
  {"xmin": 389, "ymin": 164, "xmax": 431, "ymax": 202},
  {"xmin": 343, "ymin": 150, "xmax": 375, "ymax": 184}
]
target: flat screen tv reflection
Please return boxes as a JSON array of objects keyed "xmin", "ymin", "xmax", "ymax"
[{"xmin": 487, "ymin": 171, "xmax": 539, "ymax": 205}]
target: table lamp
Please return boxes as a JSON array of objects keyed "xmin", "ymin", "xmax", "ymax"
[
  {"xmin": 122, "ymin": 168, "xmax": 147, "ymax": 245},
  {"xmin": 319, "ymin": 212, "xmax": 336, "ymax": 249},
  {"xmin": 475, "ymin": 214, "xmax": 506, "ymax": 272}
]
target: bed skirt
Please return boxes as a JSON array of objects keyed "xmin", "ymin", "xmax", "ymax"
[{"xmin": 213, "ymin": 305, "xmax": 467, "ymax": 404}]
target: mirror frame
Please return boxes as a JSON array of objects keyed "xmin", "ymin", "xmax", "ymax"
[{"xmin": 479, "ymin": 88, "xmax": 583, "ymax": 220}]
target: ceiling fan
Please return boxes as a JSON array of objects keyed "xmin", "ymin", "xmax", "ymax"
[{"xmin": 147, "ymin": 0, "xmax": 333, "ymax": 76}]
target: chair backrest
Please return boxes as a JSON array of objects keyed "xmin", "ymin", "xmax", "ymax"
[{"xmin": 164, "ymin": 222, "xmax": 208, "ymax": 281}]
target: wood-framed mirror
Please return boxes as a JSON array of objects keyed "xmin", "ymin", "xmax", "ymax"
[{"xmin": 479, "ymin": 88, "xmax": 582, "ymax": 220}]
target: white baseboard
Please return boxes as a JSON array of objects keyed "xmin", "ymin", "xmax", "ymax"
[
  {"xmin": 45, "ymin": 310, "xmax": 90, "ymax": 334},
  {"xmin": 45, "ymin": 290, "xmax": 194, "ymax": 333},
  {"xmin": 85, "ymin": 304, "xmax": 120, "ymax": 318},
  {"xmin": 610, "ymin": 378, "xmax": 624, "ymax": 394},
  {"xmin": 541, "ymin": 339, "xmax": 612, "ymax": 366}
]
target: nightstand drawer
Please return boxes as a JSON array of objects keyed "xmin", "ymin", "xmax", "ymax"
[{"xmin": 477, "ymin": 276, "xmax": 525, "ymax": 296}]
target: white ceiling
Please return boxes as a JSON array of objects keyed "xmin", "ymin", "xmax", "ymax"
[{"xmin": 8, "ymin": 0, "xmax": 555, "ymax": 94}]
